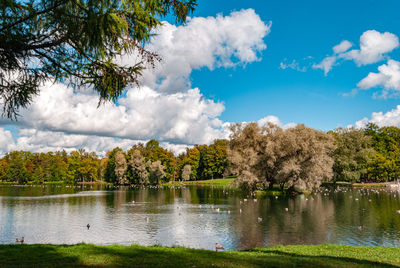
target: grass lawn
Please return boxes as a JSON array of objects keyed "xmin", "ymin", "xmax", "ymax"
[
  {"xmin": 163, "ymin": 178, "xmax": 235, "ymax": 187},
  {"xmin": 0, "ymin": 244, "xmax": 399, "ymax": 267}
]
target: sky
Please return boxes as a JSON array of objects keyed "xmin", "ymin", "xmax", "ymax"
[{"xmin": 2, "ymin": 0, "xmax": 400, "ymax": 156}]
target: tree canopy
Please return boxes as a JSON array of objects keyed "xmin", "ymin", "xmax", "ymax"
[{"xmin": 0, "ymin": 0, "xmax": 196, "ymax": 118}]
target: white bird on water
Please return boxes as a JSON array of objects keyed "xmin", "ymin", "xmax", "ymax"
[{"xmin": 257, "ymin": 217, "xmax": 262, "ymax": 222}]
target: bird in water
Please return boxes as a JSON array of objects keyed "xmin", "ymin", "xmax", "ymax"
[
  {"xmin": 358, "ymin": 225, "xmax": 364, "ymax": 231},
  {"xmin": 215, "ymin": 243, "xmax": 224, "ymax": 251},
  {"xmin": 145, "ymin": 217, "xmax": 149, "ymax": 222},
  {"xmin": 16, "ymin": 237, "xmax": 24, "ymax": 243},
  {"xmin": 87, "ymin": 224, "xmax": 90, "ymax": 230},
  {"xmin": 257, "ymin": 217, "xmax": 262, "ymax": 222}
]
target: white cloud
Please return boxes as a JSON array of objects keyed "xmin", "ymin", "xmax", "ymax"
[
  {"xmin": 312, "ymin": 56, "xmax": 337, "ymax": 76},
  {"xmin": 280, "ymin": 59, "xmax": 306, "ymax": 72},
  {"xmin": 120, "ymin": 9, "xmax": 271, "ymax": 93},
  {"xmin": 0, "ymin": 127, "xmax": 192, "ymax": 156},
  {"xmin": 10, "ymin": 82, "xmax": 229, "ymax": 145},
  {"xmin": 0, "ymin": 128, "xmax": 15, "ymax": 155},
  {"xmin": 333, "ymin": 40, "xmax": 352, "ymax": 54},
  {"xmin": 355, "ymin": 105, "xmax": 400, "ymax": 129},
  {"xmin": 357, "ymin": 59, "xmax": 400, "ymax": 97},
  {"xmin": 257, "ymin": 115, "xmax": 296, "ymax": 129},
  {"xmin": 314, "ymin": 30, "xmax": 399, "ymax": 75},
  {"xmin": 341, "ymin": 30, "xmax": 399, "ymax": 66}
]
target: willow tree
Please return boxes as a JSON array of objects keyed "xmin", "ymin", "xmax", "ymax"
[
  {"xmin": 128, "ymin": 149, "xmax": 148, "ymax": 184},
  {"xmin": 114, "ymin": 150, "xmax": 128, "ymax": 185},
  {"xmin": 148, "ymin": 160, "xmax": 165, "ymax": 185},
  {"xmin": 181, "ymin": 164, "xmax": 191, "ymax": 181},
  {"xmin": 229, "ymin": 123, "xmax": 335, "ymax": 192},
  {"xmin": 0, "ymin": 0, "xmax": 196, "ymax": 118}
]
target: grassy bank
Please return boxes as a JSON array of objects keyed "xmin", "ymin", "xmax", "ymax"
[
  {"xmin": 324, "ymin": 182, "xmax": 395, "ymax": 188},
  {"xmin": 0, "ymin": 244, "xmax": 399, "ymax": 267},
  {"xmin": 163, "ymin": 178, "xmax": 235, "ymax": 187}
]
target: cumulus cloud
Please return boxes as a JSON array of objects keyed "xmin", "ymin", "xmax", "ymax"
[
  {"xmin": 0, "ymin": 128, "xmax": 14, "ymax": 155},
  {"xmin": 9, "ymin": 82, "xmax": 229, "ymax": 145},
  {"xmin": 357, "ymin": 59, "xmax": 400, "ymax": 97},
  {"xmin": 120, "ymin": 9, "xmax": 271, "ymax": 93},
  {"xmin": 0, "ymin": 127, "xmax": 192, "ymax": 157},
  {"xmin": 314, "ymin": 30, "xmax": 398, "ymax": 75},
  {"xmin": 355, "ymin": 105, "xmax": 400, "ymax": 129},
  {"xmin": 341, "ymin": 30, "xmax": 399, "ymax": 65},
  {"xmin": 257, "ymin": 115, "xmax": 297, "ymax": 129},
  {"xmin": 333, "ymin": 40, "xmax": 353, "ymax": 54}
]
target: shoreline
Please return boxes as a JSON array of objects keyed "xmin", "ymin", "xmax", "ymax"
[{"xmin": 0, "ymin": 243, "xmax": 398, "ymax": 267}]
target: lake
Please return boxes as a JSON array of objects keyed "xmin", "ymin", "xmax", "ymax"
[{"xmin": 1, "ymin": 184, "xmax": 400, "ymax": 251}]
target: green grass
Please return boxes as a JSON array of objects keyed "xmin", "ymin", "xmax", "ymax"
[
  {"xmin": 0, "ymin": 244, "xmax": 399, "ymax": 267},
  {"xmin": 324, "ymin": 182, "xmax": 393, "ymax": 188},
  {"xmin": 185, "ymin": 178, "xmax": 235, "ymax": 186},
  {"xmin": 162, "ymin": 178, "xmax": 235, "ymax": 187}
]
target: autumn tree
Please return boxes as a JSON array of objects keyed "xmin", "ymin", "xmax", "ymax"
[
  {"xmin": 0, "ymin": 0, "xmax": 197, "ymax": 118},
  {"xmin": 114, "ymin": 150, "xmax": 128, "ymax": 185},
  {"xmin": 128, "ymin": 149, "xmax": 148, "ymax": 184},
  {"xmin": 229, "ymin": 123, "xmax": 335, "ymax": 192},
  {"xmin": 148, "ymin": 160, "xmax": 165, "ymax": 185},
  {"xmin": 181, "ymin": 164, "xmax": 191, "ymax": 182}
]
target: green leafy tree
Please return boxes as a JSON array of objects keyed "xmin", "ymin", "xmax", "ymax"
[
  {"xmin": 4, "ymin": 151, "xmax": 30, "ymax": 183},
  {"xmin": 0, "ymin": 0, "xmax": 196, "ymax": 118},
  {"xmin": 330, "ymin": 127, "xmax": 374, "ymax": 183},
  {"xmin": 364, "ymin": 123, "xmax": 400, "ymax": 181},
  {"xmin": 104, "ymin": 147, "xmax": 123, "ymax": 183},
  {"xmin": 180, "ymin": 147, "xmax": 200, "ymax": 180}
]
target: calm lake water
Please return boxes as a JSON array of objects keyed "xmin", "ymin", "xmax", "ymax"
[{"xmin": 1, "ymin": 184, "xmax": 400, "ymax": 250}]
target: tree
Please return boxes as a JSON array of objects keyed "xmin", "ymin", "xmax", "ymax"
[
  {"xmin": 330, "ymin": 127, "xmax": 374, "ymax": 183},
  {"xmin": 198, "ymin": 140, "xmax": 228, "ymax": 180},
  {"xmin": 114, "ymin": 150, "xmax": 128, "ymax": 185},
  {"xmin": 104, "ymin": 147, "xmax": 122, "ymax": 183},
  {"xmin": 148, "ymin": 160, "xmax": 165, "ymax": 185},
  {"xmin": 229, "ymin": 123, "xmax": 335, "ymax": 192},
  {"xmin": 128, "ymin": 149, "xmax": 148, "ymax": 184},
  {"xmin": 0, "ymin": 0, "xmax": 196, "ymax": 118},
  {"xmin": 364, "ymin": 124, "xmax": 400, "ymax": 181},
  {"xmin": 180, "ymin": 147, "xmax": 200, "ymax": 180},
  {"xmin": 181, "ymin": 164, "xmax": 191, "ymax": 182}
]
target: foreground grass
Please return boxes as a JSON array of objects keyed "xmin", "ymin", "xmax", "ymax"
[{"xmin": 0, "ymin": 244, "xmax": 399, "ymax": 267}]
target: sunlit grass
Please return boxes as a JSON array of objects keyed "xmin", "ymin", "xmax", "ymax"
[{"xmin": 0, "ymin": 244, "xmax": 398, "ymax": 267}]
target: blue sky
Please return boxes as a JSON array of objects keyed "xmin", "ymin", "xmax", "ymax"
[
  {"xmin": 188, "ymin": 0, "xmax": 400, "ymax": 130},
  {"xmin": 2, "ymin": 0, "xmax": 400, "ymax": 155}
]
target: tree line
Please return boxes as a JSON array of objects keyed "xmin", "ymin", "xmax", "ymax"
[
  {"xmin": 0, "ymin": 139, "xmax": 228, "ymax": 185},
  {"xmin": 1, "ymin": 123, "xmax": 400, "ymax": 191}
]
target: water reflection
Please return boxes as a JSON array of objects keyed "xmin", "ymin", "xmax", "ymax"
[{"xmin": 1, "ymin": 185, "xmax": 400, "ymax": 250}]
